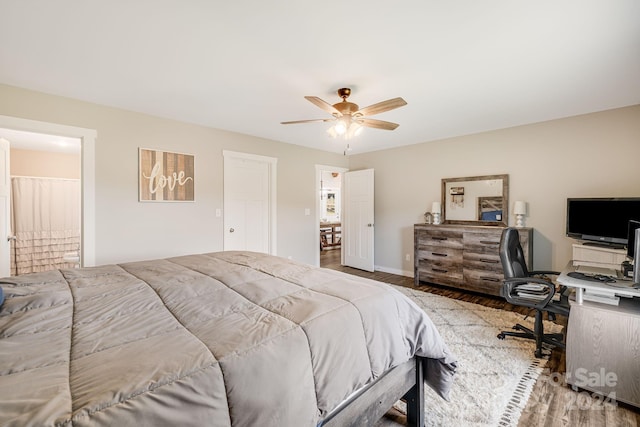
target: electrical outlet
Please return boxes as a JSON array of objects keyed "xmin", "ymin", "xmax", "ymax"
[{"xmin": 405, "ymin": 254, "xmax": 410, "ymax": 261}]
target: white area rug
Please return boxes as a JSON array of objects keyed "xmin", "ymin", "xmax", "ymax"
[{"xmin": 390, "ymin": 285, "xmax": 561, "ymax": 427}]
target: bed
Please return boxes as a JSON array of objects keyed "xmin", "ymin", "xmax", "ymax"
[{"xmin": 0, "ymin": 251, "xmax": 457, "ymax": 426}]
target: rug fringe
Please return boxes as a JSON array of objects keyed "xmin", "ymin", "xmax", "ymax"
[{"xmin": 497, "ymin": 357, "xmax": 548, "ymax": 427}]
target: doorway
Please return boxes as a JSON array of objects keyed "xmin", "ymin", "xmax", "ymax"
[
  {"xmin": 316, "ymin": 165, "xmax": 348, "ymax": 268},
  {"xmin": 0, "ymin": 129, "xmax": 81, "ymax": 276},
  {"xmin": 0, "ymin": 115, "xmax": 96, "ymax": 277}
]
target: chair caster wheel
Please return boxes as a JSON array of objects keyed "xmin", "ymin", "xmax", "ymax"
[{"xmin": 497, "ymin": 333, "xmax": 505, "ymax": 340}]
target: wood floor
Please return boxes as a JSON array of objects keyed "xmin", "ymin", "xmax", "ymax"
[{"xmin": 320, "ymin": 249, "xmax": 640, "ymax": 427}]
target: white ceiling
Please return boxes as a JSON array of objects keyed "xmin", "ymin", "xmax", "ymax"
[
  {"xmin": 0, "ymin": 1, "xmax": 638, "ymax": 155},
  {"xmin": 0, "ymin": 128, "xmax": 81, "ymax": 154}
]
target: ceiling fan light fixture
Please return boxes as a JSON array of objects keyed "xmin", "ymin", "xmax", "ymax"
[
  {"xmin": 334, "ymin": 119, "xmax": 348, "ymax": 135},
  {"xmin": 348, "ymin": 122, "xmax": 364, "ymax": 139},
  {"xmin": 327, "ymin": 117, "xmax": 363, "ymax": 140},
  {"xmin": 284, "ymin": 87, "xmax": 406, "ymax": 142}
]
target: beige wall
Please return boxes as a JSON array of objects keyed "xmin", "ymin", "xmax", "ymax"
[
  {"xmin": 2, "ymin": 83, "xmax": 638, "ymax": 275},
  {"xmin": 10, "ymin": 148, "xmax": 80, "ymax": 179},
  {"xmin": 349, "ymin": 105, "xmax": 640, "ymax": 274},
  {"xmin": 0, "ymin": 84, "xmax": 348, "ymax": 266}
]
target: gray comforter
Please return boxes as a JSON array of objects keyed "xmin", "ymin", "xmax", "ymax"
[{"xmin": 0, "ymin": 251, "xmax": 456, "ymax": 426}]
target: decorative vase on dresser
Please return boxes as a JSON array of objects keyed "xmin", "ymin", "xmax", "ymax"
[{"xmin": 414, "ymin": 224, "xmax": 532, "ymax": 296}]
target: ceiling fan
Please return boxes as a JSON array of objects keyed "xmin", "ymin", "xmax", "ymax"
[{"xmin": 281, "ymin": 88, "xmax": 407, "ymax": 139}]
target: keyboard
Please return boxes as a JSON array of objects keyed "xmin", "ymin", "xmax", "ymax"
[
  {"xmin": 567, "ymin": 271, "xmax": 615, "ymax": 283},
  {"xmin": 575, "ymin": 265, "xmax": 620, "ymax": 278}
]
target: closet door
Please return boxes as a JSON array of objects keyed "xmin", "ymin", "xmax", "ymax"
[{"xmin": 223, "ymin": 151, "xmax": 277, "ymax": 254}]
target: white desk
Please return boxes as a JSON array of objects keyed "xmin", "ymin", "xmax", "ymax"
[
  {"xmin": 557, "ymin": 261, "xmax": 640, "ymax": 305},
  {"xmin": 558, "ymin": 261, "xmax": 640, "ymax": 409}
]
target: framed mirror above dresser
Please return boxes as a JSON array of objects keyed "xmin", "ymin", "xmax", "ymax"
[
  {"xmin": 441, "ymin": 174, "xmax": 509, "ymax": 227},
  {"xmin": 414, "ymin": 174, "xmax": 532, "ymax": 296}
]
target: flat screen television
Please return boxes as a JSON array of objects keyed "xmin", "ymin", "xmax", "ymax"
[
  {"xmin": 627, "ymin": 219, "xmax": 640, "ymax": 258},
  {"xmin": 566, "ymin": 198, "xmax": 640, "ymax": 247}
]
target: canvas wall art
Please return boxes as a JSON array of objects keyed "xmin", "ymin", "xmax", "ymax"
[{"xmin": 139, "ymin": 148, "xmax": 194, "ymax": 202}]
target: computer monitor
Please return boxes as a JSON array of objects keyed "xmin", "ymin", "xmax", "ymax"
[
  {"xmin": 567, "ymin": 198, "xmax": 640, "ymax": 247},
  {"xmin": 634, "ymin": 228, "xmax": 640, "ymax": 285},
  {"xmin": 627, "ymin": 219, "xmax": 640, "ymax": 259}
]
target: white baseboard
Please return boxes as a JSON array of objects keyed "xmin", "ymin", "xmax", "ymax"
[{"xmin": 374, "ymin": 265, "xmax": 414, "ymax": 278}]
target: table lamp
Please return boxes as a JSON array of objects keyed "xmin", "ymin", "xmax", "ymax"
[
  {"xmin": 514, "ymin": 201, "xmax": 526, "ymax": 227},
  {"xmin": 432, "ymin": 201, "xmax": 442, "ymax": 225}
]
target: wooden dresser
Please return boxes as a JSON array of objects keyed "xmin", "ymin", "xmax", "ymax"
[{"xmin": 414, "ymin": 224, "xmax": 532, "ymax": 296}]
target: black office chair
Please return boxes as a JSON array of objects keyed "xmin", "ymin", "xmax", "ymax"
[{"xmin": 497, "ymin": 227, "xmax": 570, "ymax": 358}]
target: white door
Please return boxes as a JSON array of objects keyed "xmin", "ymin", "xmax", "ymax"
[
  {"xmin": 223, "ymin": 151, "xmax": 277, "ymax": 254},
  {"xmin": 0, "ymin": 138, "xmax": 10, "ymax": 277},
  {"xmin": 343, "ymin": 169, "xmax": 374, "ymax": 272}
]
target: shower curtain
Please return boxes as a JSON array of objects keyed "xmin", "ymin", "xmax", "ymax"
[{"xmin": 10, "ymin": 176, "xmax": 81, "ymax": 276}]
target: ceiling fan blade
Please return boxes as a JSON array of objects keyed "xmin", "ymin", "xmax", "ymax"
[
  {"xmin": 355, "ymin": 97, "xmax": 407, "ymax": 117},
  {"xmin": 305, "ymin": 96, "xmax": 342, "ymax": 116},
  {"xmin": 281, "ymin": 118, "xmax": 334, "ymax": 125},
  {"xmin": 359, "ymin": 118, "xmax": 400, "ymax": 130}
]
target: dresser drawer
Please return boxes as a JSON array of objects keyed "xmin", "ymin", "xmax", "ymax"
[
  {"xmin": 418, "ymin": 260, "xmax": 463, "ymax": 285},
  {"xmin": 416, "ymin": 230, "xmax": 463, "ymax": 249},
  {"xmin": 463, "ymin": 231, "xmax": 501, "ymax": 254},
  {"xmin": 463, "ymin": 251, "xmax": 502, "ymax": 272},
  {"xmin": 463, "ymin": 269, "xmax": 503, "ymax": 295},
  {"xmin": 417, "ymin": 246, "xmax": 462, "ymax": 263}
]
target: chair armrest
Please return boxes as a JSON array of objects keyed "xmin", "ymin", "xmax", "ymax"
[
  {"xmin": 527, "ymin": 270, "xmax": 570, "ymax": 303},
  {"xmin": 501, "ymin": 277, "xmax": 556, "ymax": 309},
  {"xmin": 504, "ymin": 277, "xmax": 556, "ymax": 289}
]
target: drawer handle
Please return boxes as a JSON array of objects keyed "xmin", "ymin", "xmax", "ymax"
[
  {"xmin": 480, "ymin": 259, "xmax": 500, "ymax": 264},
  {"xmin": 479, "ymin": 240, "xmax": 499, "ymax": 245},
  {"xmin": 432, "ymin": 252, "xmax": 448, "ymax": 257},
  {"xmin": 432, "ymin": 236, "xmax": 448, "ymax": 241},
  {"xmin": 480, "ymin": 276, "xmax": 500, "ymax": 282},
  {"xmin": 432, "ymin": 268, "xmax": 448, "ymax": 273}
]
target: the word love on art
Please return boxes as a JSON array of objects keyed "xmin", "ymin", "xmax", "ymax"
[{"xmin": 139, "ymin": 148, "xmax": 195, "ymax": 202}]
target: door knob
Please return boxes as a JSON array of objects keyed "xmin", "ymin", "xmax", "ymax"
[{"xmin": 229, "ymin": 228, "xmax": 235, "ymax": 233}]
